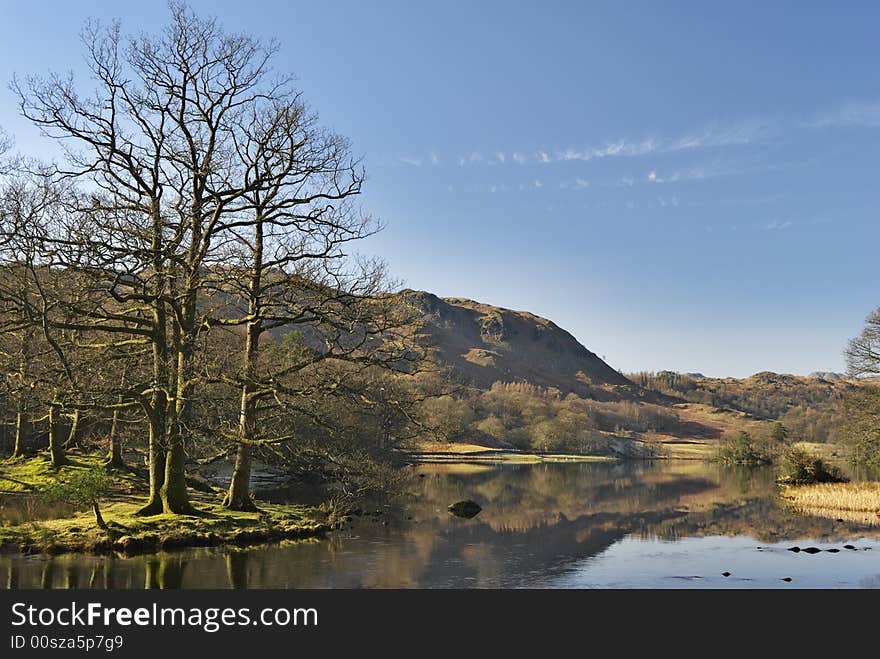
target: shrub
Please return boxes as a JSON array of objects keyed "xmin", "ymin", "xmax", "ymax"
[
  {"xmin": 716, "ymin": 431, "xmax": 774, "ymax": 466},
  {"xmin": 43, "ymin": 467, "xmax": 112, "ymax": 530},
  {"xmin": 778, "ymin": 447, "xmax": 847, "ymax": 485}
]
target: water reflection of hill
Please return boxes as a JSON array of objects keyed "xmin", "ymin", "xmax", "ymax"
[{"xmin": 2, "ymin": 461, "xmax": 879, "ymax": 589}]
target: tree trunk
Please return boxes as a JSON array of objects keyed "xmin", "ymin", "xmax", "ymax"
[
  {"xmin": 223, "ymin": 345, "xmax": 258, "ymax": 510},
  {"xmin": 161, "ymin": 348, "xmax": 193, "ymax": 514},
  {"xmin": 224, "ymin": 441, "xmax": 256, "ymax": 511},
  {"xmin": 138, "ymin": 206, "xmax": 169, "ymax": 515},
  {"xmin": 12, "ymin": 334, "xmax": 30, "ymax": 459},
  {"xmin": 92, "ymin": 502, "xmax": 108, "ymax": 531},
  {"xmin": 63, "ymin": 409, "xmax": 80, "ymax": 448},
  {"xmin": 12, "ymin": 411, "xmax": 27, "ymax": 459},
  {"xmin": 104, "ymin": 408, "xmax": 125, "ymax": 468},
  {"xmin": 161, "ymin": 429, "xmax": 192, "ymax": 514},
  {"xmin": 137, "ymin": 289, "xmax": 168, "ymax": 515},
  {"xmin": 224, "ymin": 219, "xmax": 262, "ymax": 511},
  {"xmin": 161, "ymin": 283, "xmax": 196, "ymax": 515},
  {"xmin": 137, "ymin": 404, "xmax": 166, "ymax": 515},
  {"xmin": 48, "ymin": 404, "xmax": 67, "ymax": 467}
]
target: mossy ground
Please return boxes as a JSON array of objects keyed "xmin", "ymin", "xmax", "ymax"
[{"xmin": 0, "ymin": 451, "xmax": 330, "ymax": 556}]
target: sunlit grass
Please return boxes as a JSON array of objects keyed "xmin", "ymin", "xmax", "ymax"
[
  {"xmin": 414, "ymin": 441, "xmax": 505, "ymax": 454},
  {"xmin": 781, "ymin": 481, "xmax": 880, "ymax": 514}
]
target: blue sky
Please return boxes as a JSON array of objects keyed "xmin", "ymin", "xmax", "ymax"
[{"xmin": 1, "ymin": 1, "xmax": 878, "ymax": 377}]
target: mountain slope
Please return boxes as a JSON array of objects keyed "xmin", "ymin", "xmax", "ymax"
[{"xmin": 403, "ymin": 290, "xmax": 645, "ymax": 401}]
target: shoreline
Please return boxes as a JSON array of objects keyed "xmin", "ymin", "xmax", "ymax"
[{"xmin": 0, "ymin": 454, "xmax": 332, "ymax": 558}]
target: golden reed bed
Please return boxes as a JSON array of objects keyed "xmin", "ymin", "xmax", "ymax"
[{"xmin": 781, "ymin": 482, "xmax": 880, "ymax": 526}]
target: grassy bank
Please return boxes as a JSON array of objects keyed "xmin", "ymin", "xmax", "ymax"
[
  {"xmin": 780, "ymin": 482, "xmax": 880, "ymax": 526},
  {"xmin": 0, "ymin": 453, "xmax": 330, "ymax": 556}
]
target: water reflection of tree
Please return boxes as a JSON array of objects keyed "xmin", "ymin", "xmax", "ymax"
[
  {"xmin": 226, "ymin": 551, "xmax": 249, "ymax": 589},
  {"xmin": 3, "ymin": 462, "xmax": 880, "ymax": 588},
  {"xmin": 145, "ymin": 555, "xmax": 187, "ymax": 589}
]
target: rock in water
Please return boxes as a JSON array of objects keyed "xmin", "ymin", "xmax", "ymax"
[
  {"xmin": 802, "ymin": 547, "xmax": 821, "ymax": 554},
  {"xmin": 448, "ymin": 500, "xmax": 482, "ymax": 518}
]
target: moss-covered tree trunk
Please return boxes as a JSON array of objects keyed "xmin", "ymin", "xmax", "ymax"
[
  {"xmin": 105, "ymin": 365, "xmax": 128, "ymax": 468},
  {"xmin": 137, "ymin": 402, "xmax": 166, "ymax": 515},
  {"xmin": 12, "ymin": 339, "xmax": 30, "ymax": 459},
  {"xmin": 104, "ymin": 408, "xmax": 124, "ymax": 468},
  {"xmin": 161, "ymin": 324, "xmax": 194, "ymax": 515},
  {"xmin": 223, "ymin": 328, "xmax": 259, "ymax": 511},
  {"xmin": 12, "ymin": 411, "xmax": 28, "ymax": 459},
  {"xmin": 137, "ymin": 273, "xmax": 168, "ymax": 515},
  {"xmin": 47, "ymin": 404, "xmax": 67, "ymax": 467}
]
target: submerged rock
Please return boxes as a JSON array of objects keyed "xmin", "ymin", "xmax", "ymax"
[
  {"xmin": 722, "ymin": 572, "xmax": 731, "ymax": 577},
  {"xmin": 844, "ymin": 545, "xmax": 856, "ymax": 550},
  {"xmin": 802, "ymin": 547, "xmax": 822, "ymax": 554},
  {"xmin": 788, "ymin": 546, "xmax": 801, "ymax": 553},
  {"xmin": 781, "ymin": 577, "xmax": 793, "ymax": 582},
  {"xmin": 448, "ymin": 500, "xmax": 482, "ymax": 518}
]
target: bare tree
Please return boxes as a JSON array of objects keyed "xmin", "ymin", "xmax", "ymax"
[
  {"xmin": 10, "ymin": 3, "xmax": 298, "ymax": 513},
  {"xmin": 8, "ymin": 2, "xmax": 426, "ymax": 513},
  {"xmin": 846, "ymin": 308, "xmax": 880, "ymax": 378}
]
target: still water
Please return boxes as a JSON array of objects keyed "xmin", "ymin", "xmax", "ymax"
[{"xmin": 2, "ymin": 460, "xmax": 879, "ymax": 589}]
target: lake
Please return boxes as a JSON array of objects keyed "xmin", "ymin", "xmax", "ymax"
[{"xmin": 2, "ymin": 459, "xmax": 879, "ymax": 589}]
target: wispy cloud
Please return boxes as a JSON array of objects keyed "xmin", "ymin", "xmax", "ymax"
[
  {"xmin": 811, "ymin": 98, "xmax": 880, "ymax": 128},
  {"xmin": 396, "ymin": 98, "xmax": 880, "ymax": 173},
  {"xmin": 657, "ymin": 196, "xmax": 679, "ymax": 208},
  {"xmin": 763, "ymin": 219, "xmax": 793, "ymax": 231},
  {"xmin": 457, "ymin": 151, "xmax": 484, "ymax": 166}
]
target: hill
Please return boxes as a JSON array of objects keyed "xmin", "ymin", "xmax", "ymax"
[
  {"xmin": 403, "ymin": 290, "xmax": 649, "ymax": 402},
  {"xmin": 397, "ymin": 291, "xmax": 861, "ymax": 458}
]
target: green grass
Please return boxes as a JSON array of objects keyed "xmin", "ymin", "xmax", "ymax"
[
  {"xmin": 0, "ymin": 453, "xmax": 329, "ymax": 556},
  {"xmin": 0, "ymin": 452, "xmax": 143, "ymax": 494}
]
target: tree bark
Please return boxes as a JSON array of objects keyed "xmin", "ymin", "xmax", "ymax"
[
  {"xmin": 104, "ymin": 408, "xmax": 125, "ymax": 468},
  {"xmin": 161, "ymin": 346, "xmax": 194, "ymax": 514},
  {"xmin": 12, "ymin": 411, "xmax": 28, "ymax": 459},
  {"xmin": 137, "ymin": 404, "xmax": 166, "ymax": 515},
  {"xmin": 224, "ymin": 219, "xmax": 262, "ymax": 511},
  {"xmin": 63, "ymin": 409, "xmax": 80, "ymax": 448},
  {"xmin": 137, "ymin": 261, "xmax": 169, "ymax": 515},
  {"xmin": 47, "ymin": 404, "xmax": 67, "ymax": 467}
]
